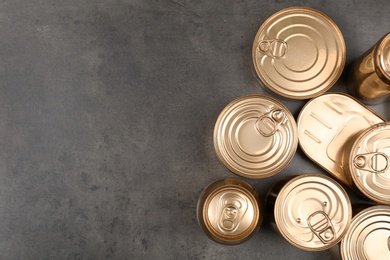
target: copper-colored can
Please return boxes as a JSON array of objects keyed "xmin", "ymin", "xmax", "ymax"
[
  {"xmin": 214, "ymin": 95, "xmax": 298, "ymax": 178},
  {"xmin": 197, "ymin": 179, "xmax": 262, "ymax": 245},
  {"xmin": 266, "ymin": 174, "xmax": 352, "ymax": 251},
  {"xmin": 252, "ymin": 7, "xmax": 346, "ymax": 99},
  {"xmin": 347, "ymin": 33, "xmax": 390, "ymax": 104}
]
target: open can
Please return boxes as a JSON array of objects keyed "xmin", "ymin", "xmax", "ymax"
[
  {"xmin": 347, "ymin": 33, "xmax": 390, "ymax": 104},
  {"xmin": 266, "ymin": 174, "xmax": 352, "ymax": 251},
  {"xmin": 197, "ymin": 179, "xmax": 262, "ymax": 245},
  {"xmin": 252, "ymin": 7, "xmax": 346, "ymax": 99},
  {"xmin": 214, "ymin": 95, "xmax": 298, "ymax": 179}
]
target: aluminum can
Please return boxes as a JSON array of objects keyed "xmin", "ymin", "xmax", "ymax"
[
  {"xmin": 197, "ymin": 178, "xmax": 262, "ymax": 245},
  {"xmin": 266, "ymin": 174, "xmax": 352, "ymax": 251},
  {"xmin": 214, "ymin": 95, "xmax": 298, "ymax": 179},
  {"xmin": 252, "ymin": 7, "xmax": 346, "ymax": 99},
  {"xmin": 340, "ymin": 205, "xmax": 390, "ymax": 260},
  {"xmin": 297, "ymin": 93, "xmax": 384, "ymax": 186},
  {"xmin": 347, "ymin": 33, "xmax": 390, "ymax": 105}
]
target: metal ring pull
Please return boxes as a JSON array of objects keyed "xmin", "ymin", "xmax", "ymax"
[
  {"xmin": 353, "ymin": 152, "xmax": 389, "ymax": 173},
  {"xmin": 217, "ymin": 192, "xmax": 248, "ymax": 232},
  {"xmin": 307, "ymin": 211, "xmax": 336, "ymax": 244},
  {"xmin": 255, "ymin": 108, "xmax": 286, "ymax": 137},
  {"xmin": 258, "ymin": 39, "xmax": 288, "ymax": 59}
]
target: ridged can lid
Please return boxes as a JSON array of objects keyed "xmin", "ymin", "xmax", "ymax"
[
  {"xmin": 349, "ymin": 122, "xmax": 390, "ymax": 204},
  {"xmin": 341, "ymin": 205, "xmax": 390, "ymax": 260},
  {"xmin": 375, "ymin": 33, "xmax": 390, "ymax": 84},
  {"xmin": 197, "ymin": 179, "xmax": 262, "ymax": 245},
  {"xmin": 274, "ymin": 174, "xmax": 352, "ymax": 251},
  {"xmin": 252, "ymin": 7, "xmax": 346, "ymax": 99},
  {"xmin": 214, "ymin": 95, "xmax": 298, "ymax": 178}
]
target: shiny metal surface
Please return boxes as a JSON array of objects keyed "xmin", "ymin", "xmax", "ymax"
[
  {"xmin": 267, "ymin": 174, "xmax": 351, "ymax": 251},
  {"xmin": 214, "ymin": 95, "xmax": 298, "ymax": 178},
  {"xmin": 341, "ymin": 205, "xmax": 390, "ymax": 260},
  {"xmin": 348, "ymin": 33, "xmax": 390, "ymax": 104},
  {"xmin": 252, "ymin": 7, "xmax": 346, "ymax": 99},
  {"xmin": 347, "ymin": 122, "xmax": 390, "ymax": 204},
  {"xmin": 297, "ymin": 93, "xmax": 384, "ymax": 186},
  {"xmin": 197, "ymin": 179, "xmax": 262, "ymax": 245}
]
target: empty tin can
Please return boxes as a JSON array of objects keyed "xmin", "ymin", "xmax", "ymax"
[
  {"xmin": 252, "ymin": 7, "xmax": 346, "ymax": 99},
  {"xmin": 345, "ymin": 122, "xmax": 390, "ymax": 204},
  {"xmin": 297, "ymin": 93, "xmax": 384, "ymax": 186},
  {"xmin": 197, "ymin": 178, "xmax": 262, "ymax": 245},
  {"xmin": 214, "ymin": 95, "xmax": 298, "ymax": 179},
  {"xmin": 266, "ymin": 174, "xmax": 352, "ymax": 251},
  {"xmin": 340, "ymin": 205, "xmax": 390, "ymax": 259},
  {"xmin": 347, "ymin": 33, "xmax": 390, "ymax": 104}
]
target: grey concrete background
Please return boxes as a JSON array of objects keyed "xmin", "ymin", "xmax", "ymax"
[{"xmin": 0, "ymin": 0, "xmax": 389, "ymax": 259}]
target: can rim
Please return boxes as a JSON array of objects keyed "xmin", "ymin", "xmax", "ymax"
[
  {"xmin": 252, "ymin": 7, "xmax": 346, "ymax": 100},
  {"xmin": 375, "ymin": 33, "xmax": 390, "ymax": 84}
]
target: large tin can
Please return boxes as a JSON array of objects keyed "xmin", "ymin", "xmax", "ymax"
[
  {"xmin": 266, "ymin": 174, "xmax": 352, "ymax": 251},
  {"xmin": 347, "ymin": 33, "xmax": 390, "ymax": 105},
  {"xmin": 297, "ymin": 93, "xmax": 384, "ymax": 186},
  {"xmin": 252, "ymin": 7, "xmax": 346, "ymax": 99},
  {"xmin": 197, "ymin": 178, "xmax": 262, "ymax": 245},
  {"xmin": 339, "ymin": 205, "xmax": 390, "ymax": 260},
  {"xmin": 214, "ymin": 95, "xmax": 298, "ymax": 179}
]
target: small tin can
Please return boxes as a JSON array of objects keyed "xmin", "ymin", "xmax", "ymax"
[
  {"xmin": 266, "ymin": 174, "xmax": 352, "ymax": 251},
  {"xmin": 345, "ymin": 122, "xmax": 390, "ymax": 204},
  {"xmin": 252, "ymin": 7, "xmax": 346, "ymax": 99},
  {"xmin": 347, "ymin": 33, "xmax": 390, "ymax": 105},
  {"xmin": 340, "ymin": 205, "xmax": 390, "ymax": 259},
  {"xmin": 197, "ymin": 178, "xmax": 262, "ymax": 245},
  {"xmin": 214, "ymin": 95, "xmax": 298, "ymax": 179},
  {"xmin": 297, "ymin": 93, "xmax": 384, "ymax": 186}
]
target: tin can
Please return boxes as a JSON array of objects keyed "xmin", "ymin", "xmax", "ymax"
[
  {"xmin": 344, "ymin": 122, "xmax": 390, "ymax": 204},
  {"xmin": 252, "ymin": 7, "xmax": 346, "ymax": 99},
  {"xmin": 266, "ymin": 174, "xmax": 352, "ymax": 251},
  {"xmin": 214, "ymin": 95, "xmax": 298, "ymax": 179},
  {"xmin": 197, "ymin": 178, "xmax": 262, "ymax": 245},
  {"xmin": 347, "ymin": 33, "xmax": 390, "ymax": 105},
  {"xmin": 297, "ymin": 93, "xmax": 384, "ymax": 186},
  {"xmin": 340, "ymin": 205, "xmax": 390, "ymax": 259}
]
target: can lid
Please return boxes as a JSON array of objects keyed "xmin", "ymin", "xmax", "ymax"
[
  {"xmin": 274, "ymin": 174, "xmax": 351, "ymax": 251},
  {"xmin": 349, "ymin": 122, "xmax": 390, "ymax": 204},
  {"xmin": 214, "ymin": 95, "xmax": 298, "ymax": 178},
  {"xmin": 341, "ymin": 205, "xmax": 390, "ymax": 260},
  {"xmin": 197, "ymin": 179, "xmax": 261, "ymax": 245},
  {"xmin": 252, "ymin": 7, "xmax": 346, "ymax": 99},
  {"xmin": 375, "ymin": 33, "xmax": 390, "ymax": 84}
]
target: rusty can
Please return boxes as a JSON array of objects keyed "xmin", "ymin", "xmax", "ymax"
[
  {"xmin": 347, "ymin": 33, "xmax": 390, "ymax": 105},
  {"xmin": 344, "ymin": 122, "xmax": 390, "ymax": 204},
  {"xmin": 340, "ymin": 205, "xmax": 390, "ymax": 259},
  {"xmin": 266, "ymin": 174, "xmax": 352, "ymax": 251},
  {"xmin": 252, "ymin": 7, "xmax": 346, "ymax": 99},
  {"xmin": 197, "ymin": 178, "xmax": 262, "ymax": 245},
  {"xmin": 214, "ymin": 95, "xmax": 298, "ymax": 179},
  {"xmin": 297, "ymin": 93, "xmax": 384, "ymax": 186}
]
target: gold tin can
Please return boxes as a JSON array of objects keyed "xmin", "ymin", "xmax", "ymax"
[
  {"xmin": 266, "ymin": 174, "xmax": 352, "ymax": 251},
  {"xmin": 214, "ymin": 95, "xmax": 298, "ymax": 178},
  {"xmin": 340, "ymin": 205, "xmax": 390, "ymax": 260},
  {"xmin": 345, "ymin": 122, "xmax": 390, "ymax": 204},
  {"xmin": 252, "ymin": 7, "xmax": 346, "ymax": 99},
  {"xmin": 197, "ymin": 178, "xmax": 262, "ymax": 245},
  {"xmin": 347, "ymin": 33, "xmax": 390, "ymax": 105},
  {"xmin": 297, "ymin": 93, "xmax": 384, "ymax": 186}
]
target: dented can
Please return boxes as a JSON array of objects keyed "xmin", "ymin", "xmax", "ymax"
[
  {"xmin": 340, "ymin": 205, "xmax": 390, "ymax": 259},
  {"xmin": 347, "ymin": 33, "xmax": 390, "ymax": 104},
  {"xmin": 252, "ymin": 7, "xmax": 346, "ymax": 99},
  {"xmin": 197, "ymin": 179, "xmax": 262, "ymax": 245},
  {"xmin": 297, "ymin": 93, "xmax": 384, "ymax": 186},
  {"xmin": 214, "ymin": 95, "xmax": 298, "ymax": 178},
  {"xmin": 266, "ymin": 174, "xmax": 352, "ymax": 251}
]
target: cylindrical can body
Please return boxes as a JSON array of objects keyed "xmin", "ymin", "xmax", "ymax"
[
  {"xmin": 347, "ymin": 33, "xmax": 390, "ymax": 104},
  {"xmin": 266, "ymin": 174, "xmax": 352, "ymax": 251},
  {"xmin": 197, "ymin": 179, "xmax": 262, "ymax": 245}
]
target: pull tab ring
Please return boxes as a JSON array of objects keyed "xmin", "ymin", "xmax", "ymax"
[
  {"xmin": 258, "ymin": 39, "xmax": 288, "ymax": 59},
  {"xmin": 353, "ymin": 152, "xmax": 389, "ymax": 173},
  {"xmin": 307, "ymin": 211, "xmax": 336, "ymax": 244},
  {"xmin": 255, "ymin": 108, "xmax": 286, "ymax": 137}
]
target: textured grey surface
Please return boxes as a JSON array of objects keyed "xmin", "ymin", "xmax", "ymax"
[{"xmin": 0, "ymin": 0, "xmax": 389, "ymax": 259}]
